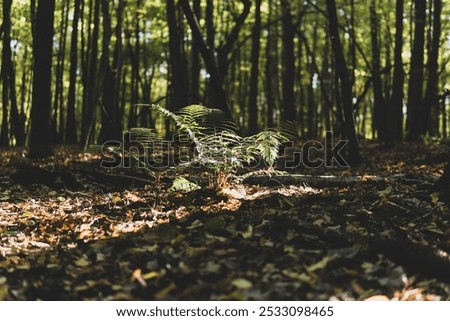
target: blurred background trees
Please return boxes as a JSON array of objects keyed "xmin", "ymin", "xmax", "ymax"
[{"xmin": 0, "ymin": 0, "xmax": 449, "ymax": 162}]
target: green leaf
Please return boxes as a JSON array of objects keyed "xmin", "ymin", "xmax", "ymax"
[
  {"xmin": 169, "ymin": 177, "xmax": 201, "ymax": 192},
  {"xmin": 231, "ymin": 278, "xmax": 253, "ymax": 290}
]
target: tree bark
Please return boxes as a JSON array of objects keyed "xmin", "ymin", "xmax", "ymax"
[
  {"xmin": 280, "ymin": 0, "xmax": 296, "ymax": 122},
  {"xmin": 326, "ymin": 0, "xmax": 362, "ymax": 164},
  {"xmin": 1, "ymin": 0, "xmax": 25, "ymax": 146},
  {"xmin": 190, "ymin": 0, "xmax": 201, "ymax": 104},
  {"xmin": 248, "ymin": 0, "xmax": 262, "ymax": 134},
  {"xmin": 81, "ymin": 0, "xmax": 100, "ymax": 146},
  {"xmin": 265, "ymin": 0, "xmax": 279, "ymax": 129},
  {"xmin": 51, "ymin": 0, "xmax": 69, "ymax": 143},
  {"xmin": 29, "ymin": 0, "xmax": 55, "ymax": 158},
  {"xmin": 386, "ymin": 0, "xmax": 405, "ymax": 144},
  {"xmin": 180, "ymin": 0, "xmax": 250, "ymax": 114},
  {"xmin": 370, "ymin": 0, "xmax": 387, "ymax": 142},
  {"xmin": 99, "ymin": 0, "xmax": 121, "ymax": 142},
  {"xmin": 423, "ymin": 0, "xmax": 442, "ymax": 137},
  {"xmin": 406, "ymin": 0, "xmax": 426, "ymax": 141},
  {"xmin": 435, "ymin": 157, "xmax": 450, "ymax": 205},
  {"xmin": 167, "ymin": 0, "xmax": 188, "ymax": 110},
  {"xmin": 180, "ymin": 0, "xmax": 229, "ymax": 113},
  {"xmin": 66, "ymin": 0, "xmax": 82, "ymax": 144}
]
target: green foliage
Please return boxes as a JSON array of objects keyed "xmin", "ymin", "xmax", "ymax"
[
  {"xmin": 169, "ymin": 177, "xmax": 201, "ymax": 192},
  {"xmin": 127, "ymin": 104, "xmax": 290, "ymax": 189},
  {"xmin": 242, "ymin": 130, "xmax": 287, "ymax": 166}
]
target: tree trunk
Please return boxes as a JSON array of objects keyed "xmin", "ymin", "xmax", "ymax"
[
  {"xmin": 386, "ymin": 0, "xmax": 405, "ymax": 145},
  {"xmin": 423, "ymin": 0, "xmax": 442, "ymax": 137},
  {"xmin": 190, "ymin": 0, "xmax": 201, "ymax": 104},
  {"xmin": 112, "ymin": 0, "xmax": 125, "ymax": 132},
  {"xmin": 280, "ymin": 0, "xmax": 296, "ymax": 122},
  {"xmin": 370, "ymin": 0, "xmax": 387, "ymax": 142},
  {"xmin": 265, "ymin": 0, "xmax": 279, "ymax": 129},
  {"xmin": 51, "ymin": 0, "xmax": 69, "ymax": 143},
  {"xmin": 66, "ymin": 0, "xmax": 82, "ymax": 144},
  {"xmin": 180, "ymin": 0, "xmax": 250, "ymax": 115},
  {"xmin": 99, "ymin": 0, "xmax": 120, "ymax": 142},
  {"xmin": 167, "ymin": 0, "xmax": 189, "ymax": 110},
  {"xmin": 326, "ymin": 0, "xmax": 361, "ymax": 164},
  {"xmin": 406, "ymin": 0, "xmax": 426, "ymax": 141},
  {"xmin": 180, "ymin": 0, "xmax": 229, "ymax": 113},
  {"xmin": 29, "ymin": 0, "xmax": 55, "ymax": 158},
  {"xmin": 435, "ymin": 157, "xmax": 450, "ymax": 205},
  {"xmin": 321, "ymin": 35, "xmax": 332, "ymax": 133},
  {"xmin": 1, "ymin": 0, "xmax": 26, "ymax": 147},
  {"xmin": 81, "ymin": 0, "xmax": 100, "ymax": 146},
  {"xmin": 248, "ymin": 0, "xmax": 262, "ymax": 134},
  {"xmin": 1, "ymin": 0, "xmax": 12, "ymax": 147}
]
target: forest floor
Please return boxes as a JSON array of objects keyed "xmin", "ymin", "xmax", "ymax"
[{"xmin": 0, "ymin": 141, "xmax": 450, "ymax": 300}]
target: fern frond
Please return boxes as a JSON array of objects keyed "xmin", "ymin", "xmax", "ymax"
[
  {"xmin": 126, "ymin": 128, "xmax": 162, "ymax": 143},
  {"xmin": 177, "ymin": 105, "xmax": 238, "ymax": 135},
  {"xmin": 242, "ymin": 130, "xmax": 288, "ymax": 165},
  {"xmin": 277, "ymin": 120, "xmax": 301, "ymax": 140}
]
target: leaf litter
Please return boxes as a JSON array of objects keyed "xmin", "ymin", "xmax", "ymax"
[{"xmin": 0, "ymin": 143, "xmax": 449, "ymax": 300}]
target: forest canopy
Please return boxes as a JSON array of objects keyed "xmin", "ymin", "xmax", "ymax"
[{"xmin": 0, "ymin": 0, "xmax": 449, "ymax": 157}]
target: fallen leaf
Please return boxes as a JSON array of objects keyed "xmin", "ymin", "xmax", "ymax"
[
  {"xmin": 307, "ymin": 256, "xmax": 334, "ymax": 273},
  {"xmin": 131, "ymin": 269, "xmax": 147, "ymax": 287},
  {"xmin": 74, "ymin": 257, "xmax": 91, "ymax": 267},
  {"xmin": 378, "ymin": 186, "xmax": 392, "ymax": 197},
  {"xmin": 282, "ymin": 270, "xmax": 313, "ymax": 283},
  {"xmin": 231, "ymin": 278, "xmax": 253, "ymax": 290},
  {"xmin": 154, "ymin": 282, "xmax": 176, "ymax": 300},
  {"xmin": 142, "ymin": 271, "xmax": 160, "ymax": 280},
  {"xmin": 241, "ymin": 225, "xmax": 253, "ymax": 239},
  {"xmin": 365, "ymin": 295, "xmax": 390, "ymax": 301}
]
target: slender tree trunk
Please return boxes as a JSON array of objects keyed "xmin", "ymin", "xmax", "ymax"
[
  {"xmin": 180, "ymin": 0, "xmax": 230, "ymax": 113},
  {"xmin": 248, "ymin": 0, "xmax": 261, "ymax": 134},
  {"xmin": 50, "ymin": 0, "xmax": 69, "ymax": 143},
  {"xmin": 265, "ymin": 0, "xmax": 279, "ymax": 129},
  {"xmin": 1, "ymin": 0, "xmax": 12, "ymax": 147},
  {"xmin": 66, "ymin": 0, "xmax": 82, "ymax": 144},
  {"xmin": 435, "ymin": 157, "xmax": 450, "ymax": 204},
  {"xmin": 406, "ymin": 0, "xmax": 426, "ymax": 141},
  {"xmin": 167, "ymin": 0, "xmax": 188, "ymax": 110},
  {"xmin": 423, "ymin": 0, "xmax": 442, "ymax": 137},
  {"xmin": 29, "ymin": 0, "xmax": 55, "ymax": 158},
  {"xmin": 280, "ymin": 0, "xmax": 295, "ymax": 122},
  {"xmin": 113, "ymin": 0, "xmax": 125, "ymax": 132},
  {"xmin": 99, "ymin": 0, "xmax": 119, "ymax": 142},
  {"xmin": 321, "ymin": 36, "xmax": 332, "ymax": 132},
  {"xmin": 306, "ymin": 17, "xmax": 319, "ymax": 138},
  {"xmin": 1, "ymin": 0, "xmax": 26, "ymax": 146},
  {"xmin": 128, "ymin": 2, "xmax": 143, "ymax": 129},
  {"xmin": 386, "ymin": 0, "xmax": 405, "ymax": 144},
  {"xmin": 190, "ymin": 0, "xmax": 201, "ymax": 104},
  {"xmin": 370, "ymin": 0, "xmax": 387, "ymax": 142},
  {"xmin": 326, "ymin": 0, "xmax": 361, "ymax": 164},
  {"xmin": 1, "ymin": 61, "xmax": 10, "ymax": 146},
  {"xmin": 180, "ymin": 0, "xmax": 250, "ymax": 114},
  {"xmin": 81, "ymin": 0, "xmax": 100, "ymax": 146}
]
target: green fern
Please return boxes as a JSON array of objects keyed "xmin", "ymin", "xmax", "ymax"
[
  {"xmin": 177, "ymin": 105, "xmax": 238, "ymax": 135},
  {"xmin": 104, "ymin": 104, "xmax": 294, "ymax": 188},
  {"xmin": 242, "ymin": 130, "xmax": 288, "ymax": 166}
]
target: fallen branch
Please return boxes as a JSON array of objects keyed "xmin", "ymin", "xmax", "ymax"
[{"xmin": 242, "ymin": 173, "xmax": 438, "ymax": 188}]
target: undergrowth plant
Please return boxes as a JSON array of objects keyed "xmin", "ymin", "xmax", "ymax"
[{"xmin": 102, "ymin": 104, "xmax": 295, "ymax": 190}]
